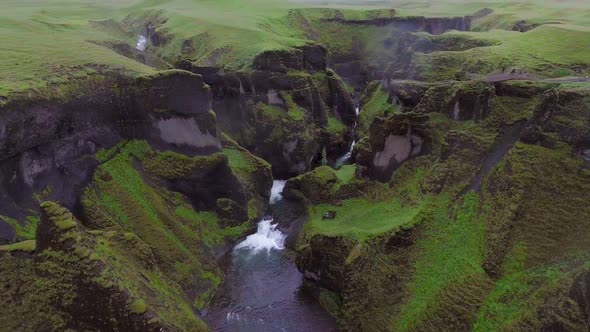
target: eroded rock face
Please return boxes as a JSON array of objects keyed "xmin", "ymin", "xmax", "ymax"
[
  {"xmin": 198, "ymin": 64, "xmax": 355, "ymax": 177},
  {"xmin": 414, "ymin": 81, "xmax": 495, "ymax": 121},
  {"xmin": 527, "ymin": 88, "xmax": 590, "ymax": 147},
  {"xmin": 296, "ymin": 235, "xmax": 355, "ymax": 292},
  {"xmin": 295, "ymin": 226, "xmax": 422, "ymax": 331},
  {"xmin": 156, "ymin": 117, "xmax": 221, "ymax": 149},
  {"xmin": 0, "ymin": 70, "xmax": 218, "ymax": 241},
  {"xmin": 373, "ymin": 133, "xmax": 423, "ymax": 169},
  {"xmin": 321, "ymin": 14, "xmax": 473, "ymax": 85},
  {"xmin": 357, "ymin": 112, "xmax": 431, "ymax": 181},
  {"xmin": 253, "ymin": 45, "xmax": 328, "ymax": 73},
  {"xmin": 322, "ymin": 15, "xmax": 471, "ymax": 34}
]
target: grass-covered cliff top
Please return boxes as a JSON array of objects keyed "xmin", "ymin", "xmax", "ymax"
[{"xmin": 2, "ymin": 0, "xmax": 589, "ymax": 97}]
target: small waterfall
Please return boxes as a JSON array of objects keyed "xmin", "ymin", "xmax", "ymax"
[
  {"xmin": 335, "ymin": 106, "xmax": 360, "ymax": 167},
  {"xmin": 234, "ymin": 217, "xmax": 286, "ymax": 253},
  {"xmin": 234, "ymin": 180, "xmax": 287, "ymax": 253},
  {"xmin": 335, "ymin": 140, "xmax": 356, "ymax": 167},
  {"xmin": 136, "ymin": 35, "xmax": 147, "ymax": 51},
  {"xmin": 270, "ymin": 180, "xmax": 286, "ymax": 204},
  {"xmin": 207, "ymin": 180, "xmax": 338, "ymax": 330}
]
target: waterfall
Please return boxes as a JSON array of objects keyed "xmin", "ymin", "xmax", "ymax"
[
  {"xmin": 136, "ymin": 35, "xmax": 147, "ymax": 51},
  {"xmin": 335, "ymin": 106, "xmax": 360, "ymax": 167},
  {"xmin": 270, "ymin": 180, "xmax": 286, "ymax": 204},
  {"xmin": 335, "ymin": 140, "xmax": 356, "ymax": 167},
  {"xmin": 234, "ymin": 217, "xmax": 286, "ymax": 253},
  {"xmin": 234, "ymin": 180, "xmax": 287, "ymax": 253}
]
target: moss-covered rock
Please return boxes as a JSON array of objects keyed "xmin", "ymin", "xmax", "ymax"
[
  {"xmin": 81, "ymin": 139, "xmax": 271, "ymax": 314},
  {"xmin": 415, "ymin": 80, "xmax": 496, "ymax": 121},
  {"xmin": 295, "ymin": 80, "xmax": 590, "ymax": 331},
  {"xmin": 209, "ymin": 66, "xmax": 355, "ymax": 177},
  {"xmin": 283, "ymin": 165, "xmax": 362, "ymax": 204},
  {"xmin": 357, "ymin": 81, "xmax": 398, "ymax": 139},
  {"xmin": 0, "ymin": 202, "xmax": 207, "ymax": 331},
  {"xmin": 0, "ymin": 70, "xmax": 218, "ymax": 243}
]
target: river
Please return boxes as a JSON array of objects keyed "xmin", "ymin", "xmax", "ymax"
[{"xmin": 205, "ymin": 181, "xmax": 339, "ymax": 332}]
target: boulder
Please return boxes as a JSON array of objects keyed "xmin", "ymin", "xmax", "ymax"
[{"xmin": 322, "ymin": 210, "xmax": 337, "ymax": 220}]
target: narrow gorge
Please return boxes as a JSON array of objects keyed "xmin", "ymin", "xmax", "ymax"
[{"xmin": 1, "ymin": 1, "xmax": 589, "ymax": 331}]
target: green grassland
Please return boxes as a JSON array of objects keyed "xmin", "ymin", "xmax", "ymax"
[
  {"xmin": 412, "ymin": 24, "xmax": 590, "ymax": 81},
  {"xmin": 3, "ymin": 0, "xmax": 590, "ymax": 97},
  {"xmin": 307, "ymin": 197, "xmax": 423, "ymax": 241}
]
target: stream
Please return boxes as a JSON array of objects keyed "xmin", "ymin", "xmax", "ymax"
[
  {"xmin": 205, "ymin": 181, "xmax": 339, "ymax": 332},
  {"xmin": 335, "ymin": 106, "xmax": 360, "ymax": 167}
]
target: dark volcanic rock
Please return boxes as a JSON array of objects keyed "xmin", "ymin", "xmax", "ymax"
[
  {"xmin": 358, "ymin": 112, "xmax": 431, "ymax": 182},
  {"xmin": 202, "ymin": 65, "xmax": 355, "ymax": 178},
  {"xmin": 415, "ymin": 81, "xmax": 495, "ymax": 121},
  {"xmin": 323, "ymin": 15, "xmax": 471, "ymax": 34},
  {"xmin": 0, "ymin": 70, "xmax": 218, "ymax": 236},
  {"xmin": 253, "ymin": 44, "xmax": 328, "ymax": 73}
]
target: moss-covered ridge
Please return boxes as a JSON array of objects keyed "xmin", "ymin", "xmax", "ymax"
[
  {"xmin": 0, "ymin": 201, "xmax": 208, "ymax": 331},
  {"xmin": 294, "ymin": 81, "xmax": 590, "ymax": 331},
  {"xmin": 82, "ymin": 139, "xmax": 272, "ymax": 310}
]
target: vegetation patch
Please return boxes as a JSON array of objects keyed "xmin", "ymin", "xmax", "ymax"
[
  {"xmin": 396, "ymin": 193, "xmax": 489, "ymax": 331},
  {"xmin": 307, "ymin": 197, "xmax": 423, "ymax": 241},
  {"xmin": 0, "ymin": 240, "xmax": 36, "ymax": 253},
  {"xmin": 0, "ymin": 215, "xmax": 39, "ymax": 241},
  {"xmin": 358, "ymin": 82, "xmax": 398, "ymax": 138}
]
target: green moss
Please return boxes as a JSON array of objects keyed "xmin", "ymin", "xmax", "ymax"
[
  {"xmin": 255, "ymin": 102, "xmax": 285, "ymax": 120},
  {"xmin": 396, "ymin": 193, "xmax": 489, "ymax": 331},
  {"xmin": 0, "ymin": 215, "xmax": 39, "ymax": 241},
  {"xmin": 174, "ymin": 206, "xmax": 248, "ymax": 246},
  {"xmin": 358, "ymin": 82, "xmax": 398, "ymax": 138},
  {"xmin": 129, "ymin": 299, "xmax": 147, "ymax": 314},
  {"xmin": 33, "ymin": 186, "xmax": 52, "ymax": 204},
  {"xmin": 474, "ymin": 254, "xmax": 590, "ymax": 332},
  {"xmin": 282, "ymin": 92, "xmax": 306, "ymax": 121},
  {"xmin": 0, "ymin": 240, "xmax": 36, "ymax": 253},
  {"xmin": 318, "ymin": 288, "xmax": 345, "ymax": 323},
  {"xmin": 334, "ymin": 164, "xmax": 356, "ymax": 184},
  {"xmin": 81, "ymin": 140, "xmax": 246, "ymax": 312},
  {"xmin": 55, "ymin": 218, "xmax": 77, "ymax": 230},
  {"xmin": 96, "ymin": 146, "xmax": 119, "ymax": 163},
  {"xmin": 412, "ymin": 26, "xmax": 590, "ymax": 81},
  {"xmin": 223, "ymin": 147, "xmax": 256, "ymax": 174},
  {"xmin": 326, "ymin": 116, "xmax": 347, "ymax": 136},
  {"xmin": 143, "ymin": 149, "xmax": 223, "ymax": 180},
  {"xmin": 0, "ymin": 202, "xmax": 207, "ymax": 331}
]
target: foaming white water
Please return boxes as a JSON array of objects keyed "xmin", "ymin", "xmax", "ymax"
[
  {"xmin": 336, "ymin": 140, "xmax": 356, "ymax": 167},
  {"xmin": 234, "ymin": 217, "xmax": 285, "ymax": 253},
  {"xmin": 270, "ymin": 180, "xmax": 286, "ymax": 204},
  {"xmin": 355, "ymin": 106, "xmax": 360, "ymax": 116},
  {"xmin": 136, "ymin": 35, "xmax": 147, "ymax": 51}
]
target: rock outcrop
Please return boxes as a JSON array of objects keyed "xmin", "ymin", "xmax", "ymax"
[
  {"xmin": 0, "ymin": 70, "xmax": 218, "ymax": 238},
  {"xmin": 356, "ymin": 112, "xmax": 431, "ymax": 181},
  {"xmin": 182, "ymin": 54, "xmax": 356, "ymax": 177},
  {"xmin": 0, "ymin": 202, "xmax": 208, "ymax": 331}
]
